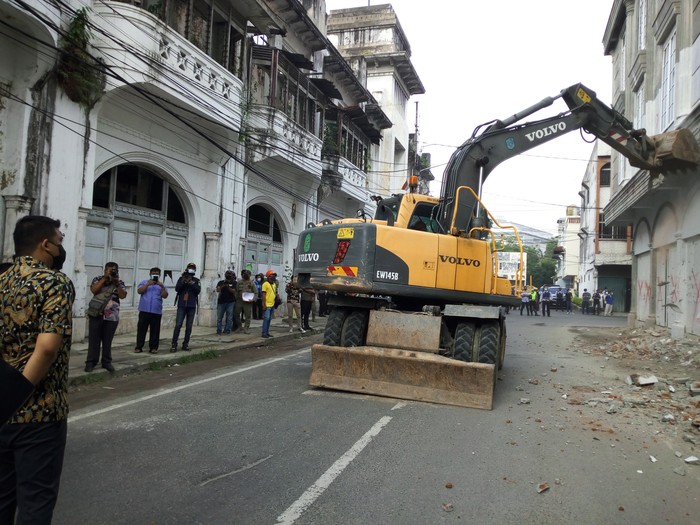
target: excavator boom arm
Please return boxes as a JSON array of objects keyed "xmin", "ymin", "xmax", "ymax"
[{"xmin": 438, "ymin": 84, "xmax": 661, "ymax": 235}]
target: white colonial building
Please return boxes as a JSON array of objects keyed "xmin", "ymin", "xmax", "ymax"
[
  {"xmin": 603, "ymin": 0, "xmax": 700, "ymax": 335},
  {"xmin": 0, "ymin": 0, "xmax": 424, "ymax": 339}
]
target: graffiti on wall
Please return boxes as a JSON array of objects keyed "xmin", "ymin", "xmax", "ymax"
[
  {"xmin": 692, "ymin": 270, "xmax": 700, "ymax": 322},
  {"xmin": 637, "ymin": 279, "xmax": 651, "ymax": 305}
]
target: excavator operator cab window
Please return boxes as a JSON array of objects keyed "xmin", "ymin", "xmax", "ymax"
[{"xmin": 409, "ymin": 203, "xmax": 440, "ymax": 233}]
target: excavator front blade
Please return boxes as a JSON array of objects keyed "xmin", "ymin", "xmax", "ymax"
[{"xmin": 309, "ymin": 344, "xmax": 497, "ymax": 410}]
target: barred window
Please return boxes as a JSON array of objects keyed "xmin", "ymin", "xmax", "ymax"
[{"xmin": 598, "ymin": 213, "xmax": 628, "ymax": 240}]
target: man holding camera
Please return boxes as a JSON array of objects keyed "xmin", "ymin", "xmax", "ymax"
[
  {"xmin": 86, "ymin": 262, "xmax": 127, "ymax": 372},
  {"xmin": 134, "ymin": 267, "xmax": 168, "ymax": 354},
  {"xmin": 171, "ymin": 262, "xmax": 201, "ymax": 352}
]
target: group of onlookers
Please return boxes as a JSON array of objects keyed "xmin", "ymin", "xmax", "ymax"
[
  {"xmin": 519, "ymin": 285, "xmax": 616, "ymax": 317},
  {"xmin": 580, "ymin": 288, "xmax": 615, "ymax": 316},
  {"xmin": 520, "ymin": 287, "xmax": 574, "ymax": 316},
  {"xmin": 86, "ymin": 264, "xmax": 332, "ymax": 361}
]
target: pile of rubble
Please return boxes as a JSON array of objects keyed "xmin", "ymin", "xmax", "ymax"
[
  {"xmin": 564, "ymin": 326, "xmax": 700, "ymax": 474},
  {"xmin": 586, "ymin": 327, "xmax": 698, "ymax": 368}
]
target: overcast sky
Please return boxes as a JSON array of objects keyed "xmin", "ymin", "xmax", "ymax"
[{"xmin": 325, "ymin": 0, "xmax": 614, "ymax": 235}]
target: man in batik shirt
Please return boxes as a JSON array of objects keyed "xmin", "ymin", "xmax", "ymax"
[{"xmin": 0, "ymin": 215, "xmax": 75, "ymax": 524}]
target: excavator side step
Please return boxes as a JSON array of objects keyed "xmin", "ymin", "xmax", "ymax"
[{"xmin": 309, "ymin": 344, "xmax": 496, "ymax": 410}]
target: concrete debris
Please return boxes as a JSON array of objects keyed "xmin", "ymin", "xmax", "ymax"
[
  {"xmin": 550, "ymin": 367, "xmax": 558, "ymax": 372},
  {"xmin": 672, "ymin": 466, "xmax": 687, "ymax": 476},
  {"xmin": 668, "ymin": 385, "xmax": 676, "ymax": 393},
  {"xmin": 682, "ymin": 434, "xmax": 698, "ymax": 445},
  {"xmin": 607, "ymin": 404, "xmax": 619, "ymax": 414},
  {"xmin": 649, "ymin": 455, "xmax": 658, "ymax": 463},
  {"xmin": 684, "ymin": 455, "xmax": 699, "ymax": 465},
  {"xmin": 690, "ymin": 381, "xmax": 700, "ymax": 397},
  {"xmin": 626, "ymin": 374, "xmax": 658, "ymax": 386},
  {"xmin": 622, "ymin": 395, "xmax": 649, "ymax": 407},
  {"xmin": 675, "ymin": 451, "xmax": 682, "ymax": 458},
  {"xmin": 441, "ymin": 503, "xmax": 454, "ymax": 512},
  {"xmin": 662, "ymin": 413, "xmax": 675, "ymax": 423},
  {"xmin": 537, "ymin": 482, "xmax": 550, "ymax": 494},
  {"xmin": 528, "ymin": 378, "xmax": 539, "ymax": 385},
  {"xmin": 518, "ymin": 398, "xmax": 531, "ymax": 405}
]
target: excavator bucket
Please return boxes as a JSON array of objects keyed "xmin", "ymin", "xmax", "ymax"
[
  {"xmin": 651, "ymin": 128, "xmax": 700, "ymax": 166},
  {"xmin": 309, "ymin": 344, "xmax": 497, "ymax": 410}
]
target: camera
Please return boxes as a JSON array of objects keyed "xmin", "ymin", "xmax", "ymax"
[
  {"xmin": 110, "ymin": 269, "xmax": 118, "ymax": 278},
  {"xmin": 151, "ymin": 275, "xmax": 159, "ymax": 282}
]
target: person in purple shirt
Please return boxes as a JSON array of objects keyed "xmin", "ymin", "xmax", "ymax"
[{"xmin": 134, "ymin": 267, "xmax": 168, "ymax": 354}]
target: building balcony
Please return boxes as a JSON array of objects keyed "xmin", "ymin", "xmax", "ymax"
[
  {"xmin": 321, "ymin": 155, "xmax": 369, "ymax": 203},
  {"xmin": 93, "ymin": 3, "xmax": 244, "ymax": 121},
  {"xmin": 245, "ymin": 105, "xmax": 322, "ymax": 176}
]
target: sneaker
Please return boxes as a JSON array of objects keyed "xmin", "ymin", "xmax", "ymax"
[
  {"xmin": 298, "ymin": 327, "xmax": 306, "ymax": 333},
  {"xmin": 289, "ymin": 328, "xmax": 294, "ymax": 333},
  {"xmin": 102, "ymin": 364, "xmax": 115, "ymax": 373},
  {"xmin": 134, "ymin": 348, "xmax": 143, "ymax": 353},
  {"xmin": 261, "ymin": 334, "xmax": 270, "ymax": 338},
  {"xmin": 149, "ymin": 348, "xmax": 158, "ymax": 354},
  {"xmin": 182, "ymin": 345, "xmax": 190, "ymax": 351},
  {"xmin": 170, "ymin": 344, "xmax": 177, "ymax": 353},
  {"xmin": 84, "ymin": 364, "xmax": 94, "ymax": 373}
]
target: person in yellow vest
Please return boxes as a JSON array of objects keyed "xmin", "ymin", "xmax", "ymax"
[{"xmin": 261, "ymin": 270, "xmax": 277, "ymax": 338}]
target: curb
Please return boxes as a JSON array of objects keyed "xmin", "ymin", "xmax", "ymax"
[{"xmin": 68, "ymin": 328, "xmax": 320, "ymax": 387}]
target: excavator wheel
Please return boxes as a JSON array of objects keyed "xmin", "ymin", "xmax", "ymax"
[
  {"xmin": 452, "ymin": 321, "xmax": 476, "ymax": 362},
  {"xmin": 477, "ymin": 321, "xmax": 500, "ymax": 365},
  {"xmin": 340, "ymin": 309, "xmax": 369, "ymax": 347},
  {"xmin": 498, "ymin": 320, "xmax": 507, "ymax": 370},
  {"xmin": 323, "ymin": 307, "xmax": 350, "ymax": 346}
]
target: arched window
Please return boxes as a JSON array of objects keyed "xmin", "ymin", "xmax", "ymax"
[
  {"xmin": 92, "ymin": 165, "xmax": 186, "ymax": 223},
  {"xmin": 245, "ymin": 204, "xmax": 283, "ymax": 275},
  {"xmin": 247, "ymin": 204, "xmax": 281, "ymax": 242},
  {"xmin": 600, "ymin": 162, "xmax": 611, "ymax": 187}
]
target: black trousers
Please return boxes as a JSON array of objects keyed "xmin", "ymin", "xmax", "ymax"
[
  {"xmin": 135, "ymin": 311, "xmax": 162, "ymax": 351},
  {"xmin": 318, "ymin": 292, "xmax": 329, "ymax": 316},
  {"xmin": 300, "ymin": 299, "xmax": 313, "ymax": 329},
  {"xmin": 86, "ymin": 317, "xmax": 118, "ymax": 366},
  {"xmin": 0, "ymin": 420, "xmax": 67, "ymax": 525},
  {"xmin": 541, "ymin": 301, "xmax": 551, "ymax": 317},
  {"xmin": 252, "ymin": 299, "xmax": 263, "ymax": 320}
]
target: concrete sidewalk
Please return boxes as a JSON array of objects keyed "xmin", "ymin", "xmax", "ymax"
[{"xmin": 69, "ymin": 315, "xmax": 322, "ymax": 385}]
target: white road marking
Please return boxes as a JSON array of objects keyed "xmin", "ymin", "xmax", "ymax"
[
  {"xmin": 276, "ymin": 415, "xmax": 393, "ymax": 525},
  {"xmin": 199, "ymin": 455, "xmax": 273, "ymax": 487},
  {"xmin": 68, "ymin": 349, "xmax": 309, "ymax": 423},
  {"xmin": 391, "ymin": 402, "xmax": 407, "ymax": 411}
]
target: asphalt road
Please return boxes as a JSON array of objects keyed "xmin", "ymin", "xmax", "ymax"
[{"xmin": 53, "ymin": 311, "xmax": 698, "ymax": 524}]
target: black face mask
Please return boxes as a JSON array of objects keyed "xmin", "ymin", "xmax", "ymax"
[{"xmin": 51, "ymin": 244, "xmax": 67, "ymax": 271}]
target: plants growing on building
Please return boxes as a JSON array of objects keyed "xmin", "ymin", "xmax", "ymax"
[{"xmin": 56, "ymin": 8, "xmax": 105, "ymax": 108}]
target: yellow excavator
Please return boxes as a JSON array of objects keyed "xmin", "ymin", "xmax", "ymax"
[{"xmin": 294, "ymin": 84, "xmax": 700, "ymax": 409}]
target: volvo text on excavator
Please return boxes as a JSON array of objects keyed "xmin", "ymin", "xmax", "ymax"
[{"xmin": 294, "ymin": 83, "xmax": 700, "ymax": 409}]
